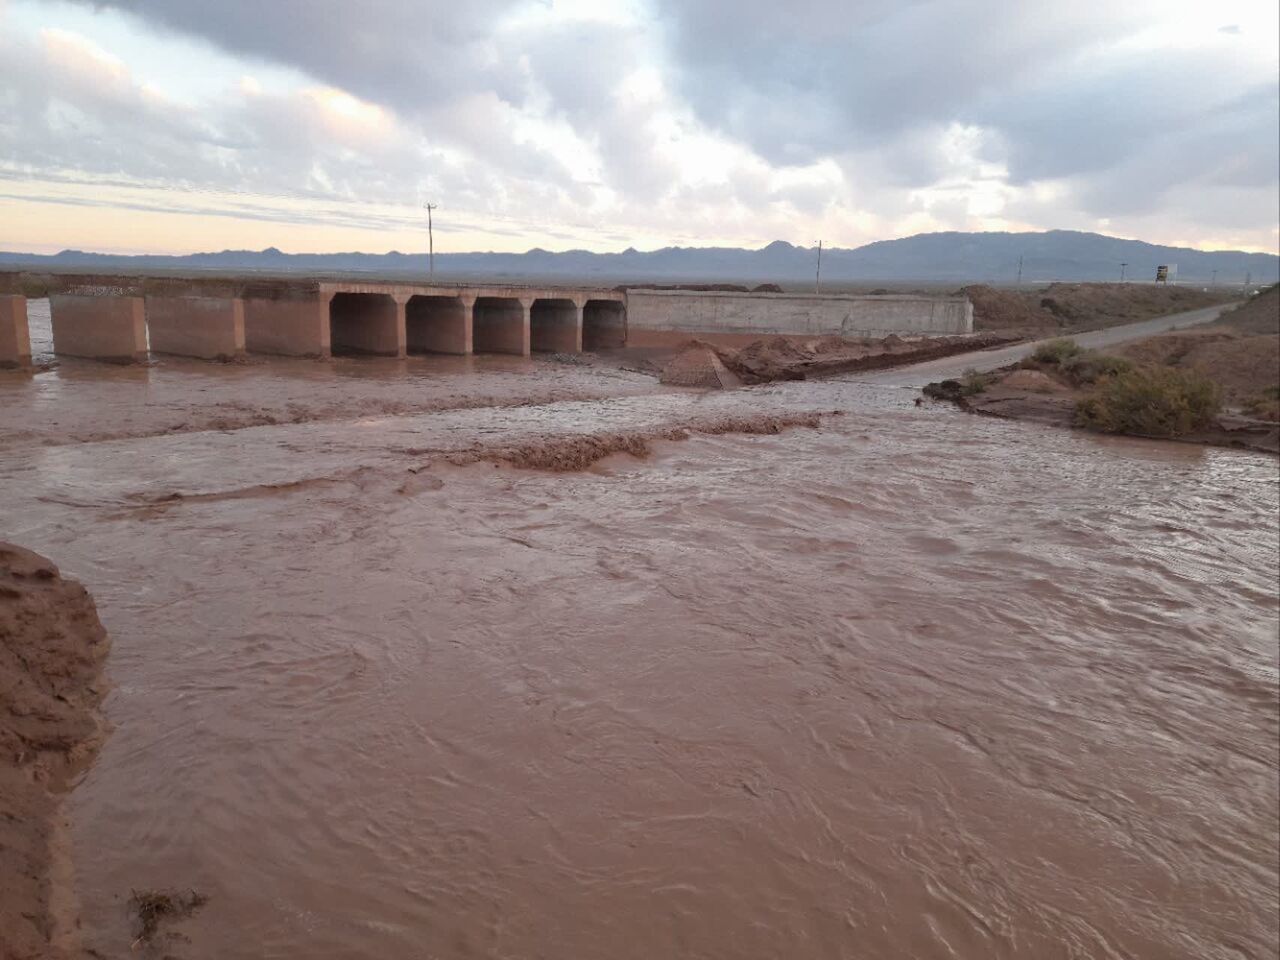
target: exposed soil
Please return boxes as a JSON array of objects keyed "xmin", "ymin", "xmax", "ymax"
[
  {"xmin": 961, "ymin": 285, "xmax": 1058, "ymax": 333},
  {"xmin": 0, "ymin": 543, "xmax": 111, "ymax": 960},
  {"xmin": 652, "ymin": 333, "xmax": 1017, "ymax": 386},
  {"xmin": 1216, "ymin": 283, "xmax": 1280, "ymax": 335},
  {"xmin": 448, "ymin": 411, "xmax": 830, "ymax": 471},
  {"xmin": 964, "ymin": 282, "xmax": 1236, "ymax": 334},
  {"xmin": 658, "ymin": 341, "xmax": 743, "ymax": 388}
]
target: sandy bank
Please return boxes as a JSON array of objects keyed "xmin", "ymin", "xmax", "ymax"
[{"xmin": 0, "ymin": 544, "xmax": 110, "ymax": 960}]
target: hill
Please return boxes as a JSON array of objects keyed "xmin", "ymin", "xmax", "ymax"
[{"xmin": 0, "ymin": 230, "xmax": 1274, "ymax": 285}]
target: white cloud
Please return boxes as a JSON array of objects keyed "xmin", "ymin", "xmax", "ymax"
[{"xmin": 0, "ymin": 0, "xmax": 1276, "ymax": 254}]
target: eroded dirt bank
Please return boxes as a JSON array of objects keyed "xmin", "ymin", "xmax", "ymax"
[{"xmin": 0, "ymin": 543, "xmax": 110, "ymax": 960}]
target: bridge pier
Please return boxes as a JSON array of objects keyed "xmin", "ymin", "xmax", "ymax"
[
  {"xmin": 0, "ymin": 295, "xmax": 31, "ymax": 369},
  {"xmin": 407, "ymin": 293, "xmax": 472, "ymax": 355},
  {"xmin": 146, "ymin": 296, "xmax": 246, "ymax": 361},
  {"xmin": 50, "ymin": 294, "xmax": 148, "ymax": 363},
  {"xmin": 243, "ymin": 296, "xmax": 329, "ymax": 358},
  {"xmin": 473, "ymin": 296, "xmax": 530, "ymax": 356},
  {"xmin": 329, "ymin": 292, "xmax": 405, "ymax": 357},
  {"xmin": 531, "ymin": 297, "xmax": 582, "ymax": 353}
]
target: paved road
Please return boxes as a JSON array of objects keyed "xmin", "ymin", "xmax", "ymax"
[{"xmin": 853, "ymin": 303, "xmax": 1236, "ymax": 387}]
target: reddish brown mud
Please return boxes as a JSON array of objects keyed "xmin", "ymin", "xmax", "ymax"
[{"xmin": 0, "ymin": 302, "xmax": 1276, "ymax": 960}]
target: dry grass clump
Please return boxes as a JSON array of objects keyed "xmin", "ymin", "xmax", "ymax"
[
  {"xmin": 1058, "ymin": 350, "xmax": 1133, "ymax": 386},
  {"xmin": 129, "ymin": 888, "xmax": 209, "ymax": 945},
  {"xmin": 959, "ymin": 369, "xmax": 997, "ymax": 396},
  {"xmin": 1243, "ymin": 386, "xmax": 1280, "ymax": 422},
  {"xmin": 1030, "ymin": 338, "xmax": 1082, "ymax": 365},
  {"xmin": 1076, "ymin": 366, "xmax": 1220, "ymax": 438}
]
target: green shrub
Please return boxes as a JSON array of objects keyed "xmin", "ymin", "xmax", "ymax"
[
  {"xmin": 1076, "ymin": 366, "xmax": 1220, "ymax": 437},
  {"xmin": 1059, "ymin": 350, "xmax": 1133, "ymax": 385},
  {"xmin": 1030, "ymin": 338, "xmax": 1082, "ymax": 365}
]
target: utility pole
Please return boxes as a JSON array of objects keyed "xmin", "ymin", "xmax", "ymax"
[
  {"xmin": 423, "ymin": 202, "xmax": 437, "ymax": 280},
  {"xmin": 1017, "ymin": 255, "xmax": 1023, "ymax": 286},
  {"xmin": 814, "ymin": 240, "xmax": 823, "ymax": 294},
  {"xmin": 1119, "ymin": 262, "xmax": 1127, "ymax": 283},
  {"xmin": 1211, "ymin": 269, "xmax": 1217, "ymax": 287}
]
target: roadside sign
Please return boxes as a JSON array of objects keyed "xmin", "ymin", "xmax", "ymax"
[{"xmin": 1156, "ymin": 265, "xmax": 1169, "ymax": 282}]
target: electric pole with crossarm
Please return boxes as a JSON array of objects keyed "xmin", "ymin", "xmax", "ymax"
[{"xmin": 423, "ymin": 202, "xmax": 437, "ymax": 280}]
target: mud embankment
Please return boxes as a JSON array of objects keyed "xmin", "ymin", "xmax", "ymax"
[
  {"xmin": 924, "ymin": 361, "xmax": 1279, "ymax": 454},
  {"xmin": 1, "ymin": 544, "xmax": 110, "ymax": 960},
  {"xmin": 451, "ymin": 411, "xmax": 831, "ymax": 471},
  {"xmin": 657, "ymin": 333, "xmax": 1016, "ymax": 387}
]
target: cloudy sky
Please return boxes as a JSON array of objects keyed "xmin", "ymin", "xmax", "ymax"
[{"xmin": 1, "ymin": 0, "xmax": 1277, "ymax": 255}]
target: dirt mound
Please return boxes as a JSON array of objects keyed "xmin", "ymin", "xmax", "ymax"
[
  {"xmin": 1, "ymin": 543, "xmax": 111, "ymax": 960},
  {"xmin": 1218, "ymin": 284, "xmax": 1279, "ymax": 335},
  {"xmin": 722, "ymin": 332, "xmax": 1016, "ymax": 383},
  {"xmin": 962, "ymin": 283, "xmax": 1237, "ymax": 334},
  {"xmin": 1036, "ymin": 283, "xmax": 1229, "ymax": 327},
  {"xmin": 659, "ymin": 342, "xmax": 743, "ymax": 389},
  {"xmin": 1000, "ymin": 369, "xmax": 1068, "ymax": 393},
  {"xmin": 449, "ymin": 412, "xmax": 829, "ymax": 472},
  {"xmin": 961, "ymin": 284, "xmax": 1056, "ymax": 332}
]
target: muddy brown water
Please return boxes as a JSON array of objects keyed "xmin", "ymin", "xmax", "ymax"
[{"xmin": 2, "ymin": 301, "xmax": 1278, "ymax": 958}]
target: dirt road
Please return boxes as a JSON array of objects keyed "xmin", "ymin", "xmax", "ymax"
[{"xmin": 857, "ymin": 302, "xmax": 1235, "ymax": 387}]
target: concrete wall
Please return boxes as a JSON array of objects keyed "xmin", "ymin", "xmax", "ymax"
[
  {"xmin": 243, "ymin": 297, "xmax": 329, "ymax": 357},
  {"xmin": 624, "ymin": 290, "xmax": 972, "ymax": 341},
  {"xmin": 530, "ymin": 298, "xmax": 581, "ymax": 353},
  {"xmin": 0, "ymin": 295, "xmax": 31, "ymax": 369},
  {"xmin": 50, "ymin": 294, "xmax": 148, "ymax": 362},
  {"xmin": 146, "ymin": 296, "xmax": 246, "ymax": 360}
]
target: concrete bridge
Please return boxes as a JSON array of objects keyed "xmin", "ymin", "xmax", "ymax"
[
  {"xmin": 0, "ymin": 278, "xmax": 627, "ymax": 365},
  {"xmin": 0, "ymin": 273, "xmax": 971, "ymax": 368}
]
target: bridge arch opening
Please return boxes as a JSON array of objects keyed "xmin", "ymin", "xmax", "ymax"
[
  {"xmin": 328, "ymin": 293, "xmax": 401, "ymax": 356},
  {"xmin": 472, "ymin": 297, "xmax": 527, "ymax": 355},
  {"xmin": 530, "ymin": 298, "xmax": 579, "ymax": 353},
  {"xmin": 406, "ymin": 295, "xmax": 468, "ymax": 355},
  {"xmin": 583, "ymin": 300, "xmax": 626, "ymax": 350}
]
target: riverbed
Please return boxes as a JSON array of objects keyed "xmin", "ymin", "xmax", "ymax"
[{"xmin": 2, "ymin": 301, "xmax": 1277, "ymax": 959}]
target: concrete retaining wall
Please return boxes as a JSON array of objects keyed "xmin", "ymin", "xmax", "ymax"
[
  {"xmin": 0, "ymin": 295, "xmax": 31, "ymax": 369},
  {"xmin": 625, "ymin": 290, "xmax": 972, "ymax": 340},
  {"xmin": 50, "ymin": 294, "xmax": 148, "ymax": 362},
  {"xmin": 146, "ymin": 296, "xmax": 245, "ymax": 360}
]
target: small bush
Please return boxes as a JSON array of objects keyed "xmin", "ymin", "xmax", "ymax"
[
  {"xmin": 1031, "ymin": 338, "xmax": 1082, "ymax": 365},
  {"xmin": 1059, "ymin": 350, "xmax": 1133, "ymax": 385},
  {"xmin": 960, "ymin": 368, "xmax": 995, "ymax": 396},
  {"xmin": 1243, "ymin": 386, "xmax": 1280, "ymax": 421},
  {"xmin": 1076, "ymin": 366, "xmax": 1220, "ymax": 437}
]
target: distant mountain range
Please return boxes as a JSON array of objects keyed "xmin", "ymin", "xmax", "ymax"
[{"xmin": 1, "ymin": 230, "xmax": 1275, "ymax": 285}]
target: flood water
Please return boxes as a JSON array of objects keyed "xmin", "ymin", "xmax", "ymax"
[{"xmin": 2, "ymin": 301, "xmax": 1278, "ymax": 959}]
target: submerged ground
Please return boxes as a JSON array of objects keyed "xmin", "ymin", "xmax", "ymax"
[{"xmin": 2, "ymin": 301, "xmax": 1278, "ymax": 959}]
